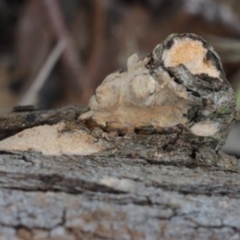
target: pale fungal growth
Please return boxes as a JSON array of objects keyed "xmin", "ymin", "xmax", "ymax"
[
  {"xmin": 190, "ymin": 121, "xmax": 220, "ymax": 137},
  {"xmin": 0, "ymin": 33, "xmax": 236, "ymax": 155},
  {"xmin": 160, "ymin": 38, "xmax": 221, "ymax": 79},
  {"xmin": 80, "ymin": 33, "xmax": 236, "ymax": 149},
  {"xmin": 80, "ymin": 53, "xmax": 189, "ymax": 132},
  {"xmin": 0, "ymin": 122, "xmax": 104, "ymax": 155}
]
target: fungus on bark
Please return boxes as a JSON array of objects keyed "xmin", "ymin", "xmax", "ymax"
[
  {"xmin": 0, "ymin": 33, "xmax": 237, "ymax": 154},
  {"xmin": 80, "ymin": 33, "xmax": 236, "ymax": 149}
]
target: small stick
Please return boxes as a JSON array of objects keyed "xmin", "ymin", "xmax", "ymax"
[
  {"xmin": 19, "ymin": 40, "xmax": 66, "ymax": 106},
  {"xmin": 80, "ymin": 0, "xmax": 106, "ymax": 103},
  {"xmin": 42, "ymin": 0, "xmax": 83, "ymax": 96},
  {"xmin": 206, "ymin": 35, "xmax": 240, "ymax": 63}
]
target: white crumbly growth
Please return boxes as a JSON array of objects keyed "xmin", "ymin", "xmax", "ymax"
[
  {"xmin": 0, "ymin": 122, "xmax": 104, "ymax": 155},
  {"xmin": 190, "ymin": 121, "xmax": 220, "ymax": 136},
  {"xmin": 80, "ymin": 37, "xmax": 224, "ymax": 138},
  {"xmin": 0, "ymin": 36, "xmax": 225, "ymax": 156},
  {"xmin": 80, "ymin": 53, "xmax": 189, "ymax": 131}
]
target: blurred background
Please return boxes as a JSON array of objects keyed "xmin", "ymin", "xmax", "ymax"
[{"xmin": 0, "ymin": 0, "xmax": 240, "ymax": 155}]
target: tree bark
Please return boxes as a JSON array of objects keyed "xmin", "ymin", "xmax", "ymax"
[
  {"xmin": 0, "ymin": 105, "xmax": 86, "ymax": 140},
  {"xmin": 0, "ymin": 106, "xmax": 240, "ymax": 240},
  {"xmin": 0, "ymin": 33, "xmax": 239, "ymax": 240}
]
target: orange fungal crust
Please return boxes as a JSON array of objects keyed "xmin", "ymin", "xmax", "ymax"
[{"xmin": 162, "ymin": 38, "xmax": 221, "ymax": 79}]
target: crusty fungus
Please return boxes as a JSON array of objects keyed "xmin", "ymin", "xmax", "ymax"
[
  {"xmin": 160, "ymin": 37, "xmax": 221, "ymax": 79},
  {"xmin": 80, "ymin": 33, "xmax": 236, "ymax": 149},
  {"xmin": 80, "ymin": 54, "xmax": 189, "ymax": 131},
  {"xmin": 0, "ymin": 122, "xmax": 105, "ymax": 155},
  {"xmin": 0, "ymin": 33, "xmax": 236, "ymax": 155}
]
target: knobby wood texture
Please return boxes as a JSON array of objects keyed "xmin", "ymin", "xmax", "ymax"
[{"xmin": 0, "ymin": 106, "xmax": 240, "ymax": 240}]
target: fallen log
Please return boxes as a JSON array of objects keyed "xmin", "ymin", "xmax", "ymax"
[{"xmin": 0, "ymin": 33, "xmax": 239, "ymax": 240}]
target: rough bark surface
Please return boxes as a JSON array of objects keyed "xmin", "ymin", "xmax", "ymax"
[
  {"xmin": 0, "ymin": 106, "xmax": 240, "ymax": 240},
  {"xmin": 0, "ymin": 105, "xmax": 86, "ymax": 140},
  {"xmin": 0, "ymin": 33, "xmax": 239, "ymax": 240}
]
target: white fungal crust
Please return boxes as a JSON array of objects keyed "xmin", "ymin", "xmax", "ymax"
[
  {"xmin": 0, "ymin": 123, "xmax": 104, "ymax": 155},
  {"xmin": 80, "ymin": 53, "xmax": 189, "ymax": 132},
  {"xmin": 190, "ymin": 121, "xmax": 220, "ymax": 137},
  {"xmin": 79, "ymin": 33, "xmax": 235, "ymax": 145},
  {"xmin": 0, "ymin": 33, "xmax": 234, "ymax": 156}
]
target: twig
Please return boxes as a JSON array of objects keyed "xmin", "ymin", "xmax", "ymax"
[
  {"xmin": 19, "ymin": 40, "xmax": 66, "ymax": 106},
  {"xmin": 42, "ymin": 0, "xmax": 83, "ymax": 97},
  {"xmin": 80, "ymin": 0, "xmax": 106, "ymax": 103},
  {"xmin": 206, "ymin": 35, "xmax": 240, "ymax": 63},
  {"xmin": 183, "ymin": 0, "xmax": 240, "ymax": 35}
]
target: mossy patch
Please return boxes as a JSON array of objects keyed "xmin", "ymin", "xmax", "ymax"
[{"xmin": 219, "ymin": 106, "xmax": 228, "ymax": 114}]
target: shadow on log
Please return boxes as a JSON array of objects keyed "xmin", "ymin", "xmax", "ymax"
[{"xmin": 0, "ymin": 33, "xmax": 239, "ymax": 240}]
